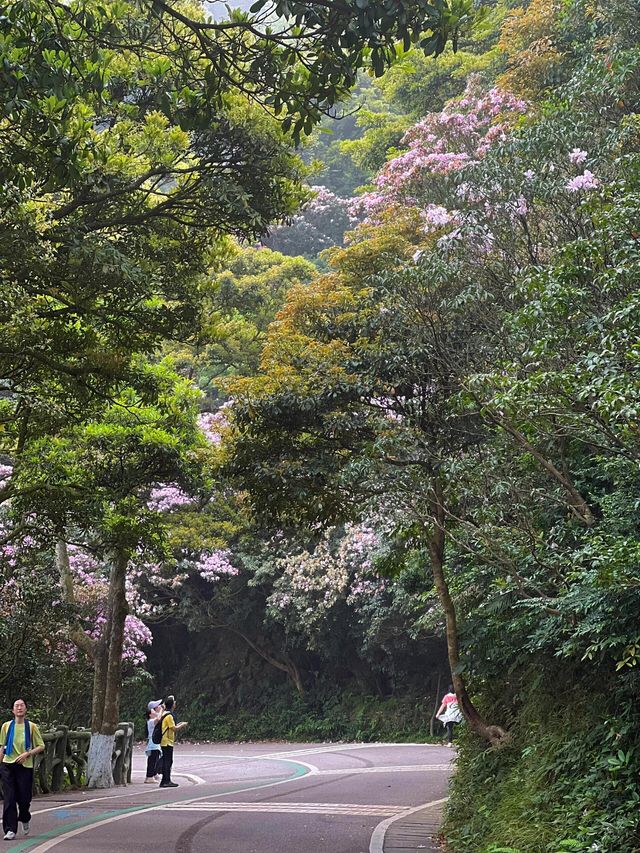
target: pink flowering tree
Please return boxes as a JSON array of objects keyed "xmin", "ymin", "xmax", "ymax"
[
  {"xmin": 122, "ymin": 404, "xmax": 240, "ymax": 622},
  {"xmin": 265, "ymin": 186, "xmax": 359, "ymax": 259},
  {"xmin": 261, "ymin": 523, "xmax": 425, "ymax": 689},
  {"xmin": 352, "ymin": 81, "xmax": 528, "ymax": 221},
  {"xmin": 348, "ymin": 78, "xmax": 605, "ymax": 275}
]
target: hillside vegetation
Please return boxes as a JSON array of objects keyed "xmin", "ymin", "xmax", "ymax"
[{"xmin": 2, "ymin": 0, "xmax": 639, "ymax": 843}]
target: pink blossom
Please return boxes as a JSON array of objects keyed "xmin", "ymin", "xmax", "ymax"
[
  {"xmin": 568, "ymin": 148, "xmax": 588, "ymax": 165},
  {"xmin": 0, "ymin": 465, "xmax": 13, "ymax": 482},
  {"xmin": 195, "ymin": 550, "xmax": 239, "ymax": 582},
  {"xmin": 148, "ymin": 484, "xmax": 193, "ymax": 512},
  {"xmin": 566, "ymin": 170, "xmax": 599, "ymax": 192},
  {"xmin": 510, "ymin": 195, "xmax": 528, "ymax": 217},
  {"xmin": 421, "ymin": 204, "xmax": 455, "ymax": 231},
  {"xmin": 198, "ymin": 406, "xmax": 231, "ymax": 446}
]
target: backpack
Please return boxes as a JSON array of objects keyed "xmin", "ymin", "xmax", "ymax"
[{"xmin": 152, "ymin": 713, "xmax": 168, "ymax": 744}]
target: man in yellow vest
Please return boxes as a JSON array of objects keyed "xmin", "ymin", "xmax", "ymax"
[{"xmin": 0, "ymin": 699, "xmax": 45, "ymax": 840}]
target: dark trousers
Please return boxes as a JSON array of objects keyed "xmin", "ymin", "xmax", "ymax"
[
  {"xmin": 1, "ymin": 762, "xmax": 33, "ymax": 834},
  {"xmin": 160, "ymin": 745, "xmax": 173, "ymax": 785},
  {"xmin": 145, "ymin": 750, "xmax": 162, "ymax": 779},
  {"xmin": 445, "ymin": 721, "xmax": 455, "ymax": 743}
]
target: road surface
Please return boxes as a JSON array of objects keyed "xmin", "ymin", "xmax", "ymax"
[{"xmin": 8, "ymin": 742, "xmax": 453, "ymax": 853}]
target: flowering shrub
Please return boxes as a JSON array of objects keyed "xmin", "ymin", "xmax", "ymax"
[
  {"xmin": 193, "ymin": 550, "xmax": 238, "ymax": 582},
  {"xmin": 265, "ymin": 185, "xmax": 358, "ymax": 258},
  {"xmin": 198, "ymin": 407, "xmax": 230, "ymax": 446},
  {"xmin": 148, "ymin": 484, "xmax": 194, "ymax": 512},
  {"xmin": 353, "ymin": 81, "xmax": 528, "ymax": 219},
  {"xmin": 266, "ymin": 524, "xmax": 389, "ymax": 647}
]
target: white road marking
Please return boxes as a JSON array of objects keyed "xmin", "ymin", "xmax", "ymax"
[
  {"xmin": 160, "ymin": 801, "xmax": 407, "ymax": 817},
  {"xmin": 268, "ymin": 743, "xmax": 440, "ymax": 756},
  {"xmin": 312, "ymin": 764, "xmax": 451, "ymax": 776},
  {"xmin": 369, "ymin": 798, "xmax": 448, "ymax": 853},
  {"xmin": 31, "ymin": 772, "xmax": 205, "ymax": 816},
  {"xmin": 179, "ymin": 743, "xmax": 444, "ymax": 762},
  {"xmin": 25, "ymin": 763, "xmax": 312, "ymax": 852},
  {"xmin": 131, "ymin": 770, "xmax": 206, "ymax": 784}
]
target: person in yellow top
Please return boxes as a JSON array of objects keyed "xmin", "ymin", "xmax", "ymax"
[
  {"xmin": 159, "ymin": 695, "xmax": 187, "ymax": 789},
  {"xmin": 0, "ymin": 699, "xmax": 45, "ymax": 841}
]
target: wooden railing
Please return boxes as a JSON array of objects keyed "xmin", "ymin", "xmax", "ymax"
[{"xmin": 0, "ymin": 722, "xmax": 135, "ymax": 794}]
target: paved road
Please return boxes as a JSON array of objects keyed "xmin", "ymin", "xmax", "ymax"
[{"xmin": 8, "ymin": 743, "xmax": 453, "ymax": 853}]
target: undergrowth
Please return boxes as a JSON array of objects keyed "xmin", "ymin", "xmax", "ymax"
[
  {"xmin": 444, "ymin": 674, "xmax": 640, "ymax": 853},
  {"xmin": 161, "ymin": 690, "xmax": 441, "ymax": 743}
]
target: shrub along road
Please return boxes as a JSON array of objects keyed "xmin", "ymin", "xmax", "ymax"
[{"xmin": 6, "ymin": 743, "xmax": 453, "ymax": 853}]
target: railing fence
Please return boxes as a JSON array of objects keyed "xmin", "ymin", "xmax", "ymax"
[{"xmin": 0, "ymin": 722, "xmax": 134, "ymax": 794}]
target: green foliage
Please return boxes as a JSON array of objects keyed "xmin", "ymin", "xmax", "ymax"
[
  {"xmin": 216, "ymin": 10, "xmax": 640, "ymax": 849},
  {"xmin": 0, "ymin": 0, "xmax": 307, "ymax": 465},
  {"xmin": 444, "ymin": 673, "xmax": 640, "ymax": 852},
  {"xmin": 168, "ymin": 246, "xmax": 317, "ymax": 398},
  {"xmin": 178, "ymin": 687, "xmax": 440, "ymax": 743}
]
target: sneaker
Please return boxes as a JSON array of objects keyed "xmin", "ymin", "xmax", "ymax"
[
  {"xmin": 447, "ymin": 742, "xmax": 454, "ymax": 748},
  {"xmin": 3, "ymin": 831, "xmax": 16, "ymax": 840},
  {"xmin": 144, "ymin": 777, "xmax": 155, "ymax": 784},
  {"xmin": 154, "ymin": 774, "xmax": 161, "ymax": 781},
  {"xmin": 159, "ymin": 781, "xmax": 179, "ymax": 788},
  {"xmin": 22, "ymin": 822, "xmax": 30, "ymax": 836}
]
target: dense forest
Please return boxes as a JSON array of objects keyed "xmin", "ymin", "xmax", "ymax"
[{"xmin": 1, "ymin": 0, "xmax": 640, "ymax": 848}]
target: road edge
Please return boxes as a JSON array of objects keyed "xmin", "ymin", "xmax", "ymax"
[{"xmin": 369, "ymin": 797, "xmax": 448, "ymax": 853}]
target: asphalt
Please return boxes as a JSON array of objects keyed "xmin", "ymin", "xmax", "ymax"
[{"xmin": 5, "ymin": 742, "xmax": 454, "ymax": 853}]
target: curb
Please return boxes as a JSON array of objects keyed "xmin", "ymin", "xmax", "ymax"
[{"xmin": 369, "ymin": 798, "xmax": 447, "ymax": 853}]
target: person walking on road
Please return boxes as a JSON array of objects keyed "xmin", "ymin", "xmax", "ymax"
[
  {"xmin": 436, "ymin": 685, "xmax": 463, "ymax": 747},
  {"xmin": 0, "ymin": 699, "xmax": 45, "ymax": 840},
  {"xmin": 144, "ymin": 700, "xmax": 164, "ymax": 783},
  {"xmin": 159, "ymin": 695, "xmax": 188, "ymax": 788}
]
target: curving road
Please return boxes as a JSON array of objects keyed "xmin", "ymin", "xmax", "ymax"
[{"xmin": 9, "ymin": 742, "xmax": 453, "ymax": 853}]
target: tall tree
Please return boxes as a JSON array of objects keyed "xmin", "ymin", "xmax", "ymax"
[{"xmin": 10, "ymin": 367, "xmax": 205, "ymax": 786}]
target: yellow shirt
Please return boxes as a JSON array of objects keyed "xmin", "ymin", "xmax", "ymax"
[
  {"xmin": 0, "ymin": 720, "xmax": 45, "ymax": 768},
  {"xmin": 160, "ymin": 713, "xmax": 176, "ymax": 747}
]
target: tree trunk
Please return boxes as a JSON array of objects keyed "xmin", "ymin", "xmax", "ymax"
[
  {"xmin": 428, "ymin": 476, "xmax": 510, "ymax": 747},
  {"xmin": 284, "ymin": 656, "xmax": 305, "ymax": 696},
  {"xmin": 57, "ymin": 540, "xmax": 131, "ymax": 788},
  {"xmin": 218, "ymin": 624, "xmax": 306, "ymax": 695},
  {"xmin": 430, "ymin": 670, "xmax": 441, "ymax": 738},
  {"xmin": 86, "ymin": 549, "xmax": 130, "ymax": 788}
]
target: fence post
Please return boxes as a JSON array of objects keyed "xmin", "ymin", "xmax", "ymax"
[
  {"xmin": 51, "ymin": 725, "xmax": 68, "ymax": 792},
  {"xmin": 65, "ymin": 729, "xmax": 91, "ymax": 787},
  {"xmin": 124, "ymin": 722, "xmax": 134, "ymax": 784},
  {"xmin": 112, "ymin": 726, "xmax": 124, "ymax": 785}
]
